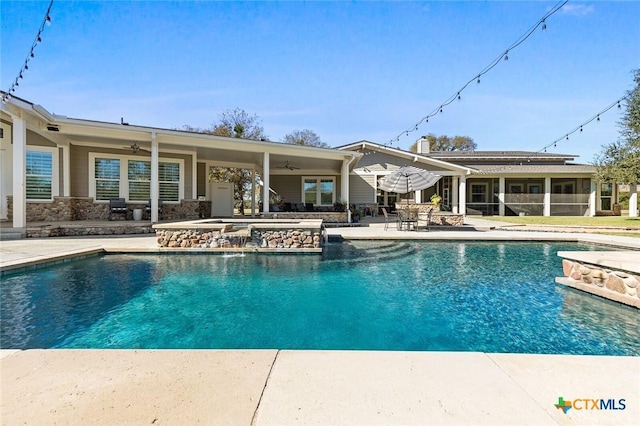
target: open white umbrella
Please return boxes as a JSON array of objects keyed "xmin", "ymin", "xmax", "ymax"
[{"xmin": 377, "ymin": 165, "xmax": 441, "ymax": 194}]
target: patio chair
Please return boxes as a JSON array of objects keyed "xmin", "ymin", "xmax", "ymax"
[
  {"xmin": 305, "ymin": 203, "xmax": 315, "ymax": 212},
  {"xmin": 381, "ymin": 207, "xmax": 398, "ymax": 231},
  {"xmin": 144, "ymin": 199, "xmax": 163, "ymax": 220},
  {"xmin": 108, "ymin": 198, "xmax": 128, "ymax": 221},
  {"xmin": 418, "ymin": 209, "xmax": 433, "ymax": 231}
]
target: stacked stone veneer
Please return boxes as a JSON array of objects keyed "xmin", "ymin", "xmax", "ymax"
[
  {"xmin": 155, "ymin": 225, "xmax": 323, "ymax": 251},
  {"xmin": 7, "ymin": 196, "xmax": 202, "ymax": 222},
  {"xmin": 560, "ymin": 259, "xmax": 639, "ymax": 308},
  {"xmin": 430, "ymin": 213, "xmax": 464, "ymax": 226},
  {"xmin": 156, "ymin": 229, "xmax": 246, "ymax": 249},
  {"xmin": 252, "ymin": 229, "xmax": 321, "ymax": 249},
  {"xmin": 261, "ymin": 212, "xmax": 346, "ymax": 223},
  {"xmin": 28, "ymin": 224, "xmax": 153, "ymax": 238}
]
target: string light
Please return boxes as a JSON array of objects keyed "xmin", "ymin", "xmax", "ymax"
[
  {"xmin": 386, "ymin": 0, "xmax": 568, "ymax": 146},
  {"xmin": 483, "ymin": 93, "xmax": 631, "ymax": 174},
  {"xmin": 2, "ymin": 0, "xmax": 54, "ymax": 103}
]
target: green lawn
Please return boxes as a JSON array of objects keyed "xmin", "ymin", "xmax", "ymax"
[{"xmin": 480, "ymin": 216, "xmax": 640, "ymax": 228}]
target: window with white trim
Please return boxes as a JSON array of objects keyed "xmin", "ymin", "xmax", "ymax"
[
  {"xmin": 303, "ymin": 177, "xmax": 335, "ymax": 206},
  {"xmin": 128, "ymin": 160, "xmax": 151, "ymax": 201},
  {"xmin": 95, "ymin": 158, "xmax": 121, "ymax": 200},
  {"xmin": 159, "ymin": 162, "xmax": 180, "ymax": 201},
  {"xmin": 91, "ymin": 154, "xmax": 183, "ymax": 202},
  {"xmin": 26, "ymin": 151, "xmax": 53, "ymax": 200}
]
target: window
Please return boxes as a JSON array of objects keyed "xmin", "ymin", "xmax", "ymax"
[
  {"xmin": 95, "ymin": 158, "xmax": 121, "ymax": 200},
  {"xmin": 159, "ymin": 162, "xmax": 180, "ymax": 201},
  {"xmin": 470, "ymin": 183, "xmax": 488, "ymax": 203},
  {"xmin": 26, "ymin": 151, "xmax": 53, "ymax": 200},
  {"xmin": 128, "ymin": 160, "xmax": 151, "ymax": 201},
  {"xmin": 600, "ymin": 182, "xmax": 613, "ymax": 210},
  {"xmin": 91, "ymin": 154, "xmax": 183, "ymax": 202},
  {"xmin": 303, "ymin": 177, "xmax": 335, "ymax": 206}
]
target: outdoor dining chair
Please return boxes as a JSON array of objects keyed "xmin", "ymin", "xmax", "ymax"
[{"xmin": 381, "ymin": 207, "xmax": 398, "ymax": 231}]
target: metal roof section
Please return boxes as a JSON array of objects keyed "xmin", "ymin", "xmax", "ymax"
[
  {"xmin": 471, "ymin": 164, "xmax": 596, "ymax": 175},
  {"xmin": 427, "ymin": 150, "xmax": 578, "ymax": 161}
]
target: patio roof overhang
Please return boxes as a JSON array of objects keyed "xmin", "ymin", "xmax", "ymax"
[{"xmin": 2, "ymin": 98, "xmax": 361, "ymax": 174}]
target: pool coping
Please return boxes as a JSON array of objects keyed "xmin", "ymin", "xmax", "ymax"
[
  {"xmin": 2, "ymin": 230, "xmax": 639, "ymax": 424},
  {"xmin": 1, "ymin": 349, "xmax": 638, "ymax": 425}
]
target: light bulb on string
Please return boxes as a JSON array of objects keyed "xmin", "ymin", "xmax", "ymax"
[
  {"xmin": 457, "ymin": 92, "xmax": 461, "ymax": 101},
  {"xmin": 542, "ymin": 20, "xmax": 547, "ymax": 31},
  {"xmin": 476, "ymin": 76, "xmax": 481, "ymax": 84},
  {"xmin": 597, "ymin": 115, "xmax": 600, "ymax": 122},
  {"xmin": 503, "ymin": 52, "xmax": 509, "ymax": 61},
  {"xmin": 46, "ymin": 15, "xmax": 51, "ymax": 25},
  {"xmin": 580, "ymin": 126, "xmax": 583, "ymax": 132}
]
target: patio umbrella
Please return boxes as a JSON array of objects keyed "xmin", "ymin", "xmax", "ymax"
[{"xmin": 377, "ymin": 165, "xmax": 441, "ymax": 194}]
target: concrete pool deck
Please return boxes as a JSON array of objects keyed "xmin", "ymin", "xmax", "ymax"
[{"xmin": 1, "ymin": 219, "xmax": 639, "ymax": 424}]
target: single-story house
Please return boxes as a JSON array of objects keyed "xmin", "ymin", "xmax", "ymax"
[
  {"xmin": 2, "ymin": 94, "xmax": 637, "ymax": 229},
  {"xmin": 337, "ymin": 140, "xmax": 638, "ymax": 217}
]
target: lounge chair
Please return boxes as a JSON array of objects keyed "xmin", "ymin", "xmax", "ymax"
[
  {"xmin": 381, "ymin": 207, "xmax": 398, "ymax": 231},
  {"xmin": 108, "ymin": 198, "xmax": 128, "ymax": 221}
]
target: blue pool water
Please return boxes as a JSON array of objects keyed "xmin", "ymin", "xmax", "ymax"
[{"xmin": 1, "ymin": 242, "xmax": 639, "ymax": 355}]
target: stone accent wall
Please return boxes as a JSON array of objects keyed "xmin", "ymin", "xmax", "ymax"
[
  {"xmin": 161, "ymin": 200, "xmax": 201, "ymax": 221},
  {"xmin": 155, "ymin": 226, "xmax": 323, "ymax": 250},
  {"xmin": 252, "ymin": 229, "xmax": 321, "ymax": 249},
  {"xmin": 430, "ymin": 213, "xmax": 464, "ymax": 226},
  {"xmin": 6, "ymin": 196, "xmax": 203, "ymax": 222},
  {"xmin": 156, "ymin": 229, "xmax": 246, "ymax": 249},
  {"xmin": 27, "ymin": 224, "xmax": 153, "ymax": 238},
  {"xmin": 559, "ymin": 259, "xmax": 639, "ymax": 308},
  {"xmin": 261, "ymin": 212, "xmax": 346, "ymax": 223}
]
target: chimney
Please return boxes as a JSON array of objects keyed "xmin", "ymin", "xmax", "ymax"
[{"xmin": 416, "ymin": 136, "xmax": 430, "ymax": 154}]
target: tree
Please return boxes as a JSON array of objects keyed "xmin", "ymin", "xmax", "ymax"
[
  {"xmin": 209, "ymin": 107, "xmax": 267, "ymax": 140},
  {"xmin": 409, "ymin": 133, "xmax": 477, "ymax": 152},
  {"xmin": 282, "ymin": 129, "xmax": 330, "ymax": 148},
  {"xmin": 205, "ymin": 108, "xmax": 268, "ymax": 215},
  {"xmin": 595, "ymin": 69, "xmax": 640, "ymax": 184}
]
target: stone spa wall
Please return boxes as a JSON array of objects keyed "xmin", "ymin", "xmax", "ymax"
[
  {"xmin": 557, "ymin": 257, "xmax": 639, "ymax": 308},
  {"xmin": 153, "ymin": 220, "xmax": 324, "ymax": 252}
]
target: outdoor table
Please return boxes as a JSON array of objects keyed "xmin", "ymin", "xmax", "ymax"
[{"xmin": 397, "ymin": 208, "xmax": 419, "ymax": 231}]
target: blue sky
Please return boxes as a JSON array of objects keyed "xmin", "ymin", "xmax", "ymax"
[{"xmin": 1, "ymin": 1, "xmax": 638, "ymax": 162}]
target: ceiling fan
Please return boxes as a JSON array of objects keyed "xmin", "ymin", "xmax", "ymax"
[
  {"xmin": 277, "ymin": 161, "xmax": 300, "ymax": 171},
  {"xmin": 123, "ymin": 142, "xmax": 149, "ymax": 154}
]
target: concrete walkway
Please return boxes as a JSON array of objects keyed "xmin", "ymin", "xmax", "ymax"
[{"xmin": 1, "ymin": 221, "xmax": 639, "ymax": 424}]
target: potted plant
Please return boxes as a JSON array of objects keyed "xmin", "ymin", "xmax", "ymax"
[
  {"xmin": 269, "ymin": 194, "xmax": 284, "ymax": 212},
  {"xmin": 350, "ymin": 206, "xmax": 361, "ymax": 223},
  {"xmin": 430, "ymin": 193, "xmax": 442, "ymax": 211},
  {"xmin": 333, "ymin": 199, "xmax": 347, "ymax": 212}
]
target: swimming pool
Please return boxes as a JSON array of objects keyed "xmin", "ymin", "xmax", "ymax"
[{"xmin": 1, "ymin": 241, "xmax": 639, "ymax": 355}]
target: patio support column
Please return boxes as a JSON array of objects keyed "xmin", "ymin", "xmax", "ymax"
[
  {"xmin": 262, "ymin": 152, "xmax": 270, "ymax": 214},
  {"xmin": 150, "ymin": 132, "xmax": 159, "ymax": 223},
  {"xmin": 543, "ymin": 177, "xmax": 551, "ymax": 216},
  {"xmin": 498, "ymin": 177, "xmax": 505, "ymax": 216},
  {"xmin": 341, "ymin": 158, "xmax": 350, "ymax": 204},
  {"xmin": 629, "ymin": 183, "xmax": 638, "ymax": 217},
  {"xmin": 251, "ymin": 168, "xmax": 256, "ymax": 217},
  {"xmin": 12, "ymin": 116, "xmax": 27, "ymax": 229},
  {"xmin": 589, "ymin": 178, "xmax": 597, "ymax": 217},
  {"xmin": 62, "ymin": 145, "xmax": 70, "ymax": 196},
  {"xmin": 191, "ymin": 154, "xmax": 197, "ymax": 199},
  {"xmin": 458, "ymin": 175, "xmax": 466, "ymax": 216},
  {"xmin": 452, "ymin": 176, "xmax": 459, "ymax": 214}
]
